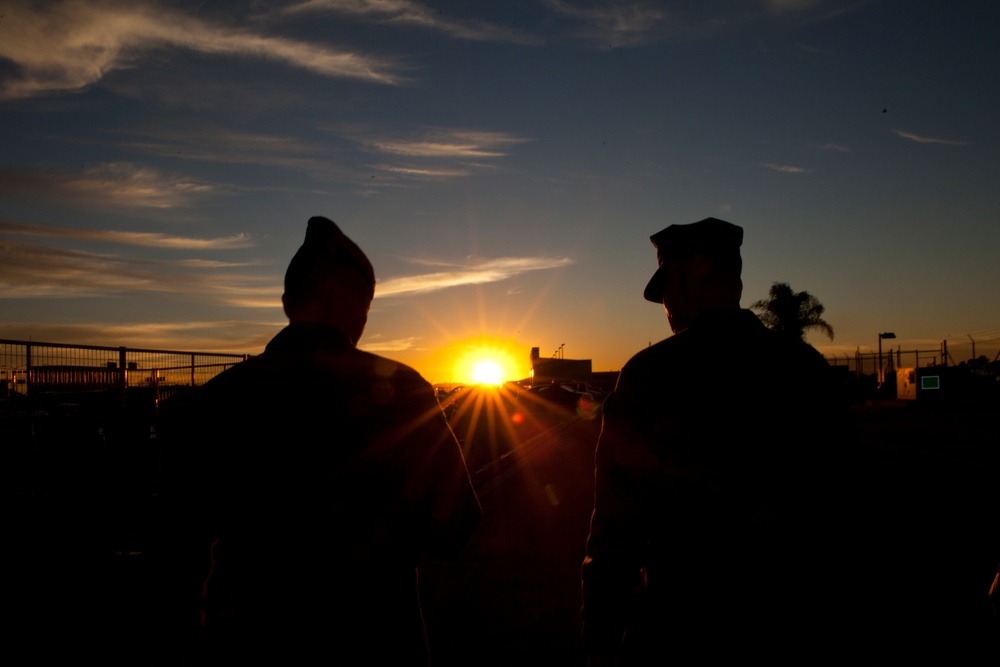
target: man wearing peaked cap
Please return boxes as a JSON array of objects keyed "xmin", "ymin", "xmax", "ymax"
[
  {"xmin": 582, "ymin": 217, "xmax": 865, "ymax": 663},
  {"xmin": 178, "ymin": 216, "xmax": 481, "ymax": 664},
  {"xmin": 642, "ymin": 217, "xmax": 743, "ymax": 305}
]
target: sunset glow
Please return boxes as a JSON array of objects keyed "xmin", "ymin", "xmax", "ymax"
[
  {"xmin": 471, "ymin": 359, "xmax": 504, "ymax": 386},
  {"xmin": 451, "ymin": 339, "xmax": 526, "ymax": 387}
]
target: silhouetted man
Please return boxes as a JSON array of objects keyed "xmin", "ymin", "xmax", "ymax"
[
  {"xmin": 185, "ymin": 217, "xmax": 481, "ymax": 664},
  {"xmin": 582, "ymin": 218, "xmax": 861, "ymax": 664}
]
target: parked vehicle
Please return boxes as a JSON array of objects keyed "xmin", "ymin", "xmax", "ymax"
[{"xmin": 517, "ymin": 382, "xmax": 602, "ymax": 418}]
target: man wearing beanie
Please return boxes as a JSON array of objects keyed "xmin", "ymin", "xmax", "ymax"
[
  {"xmin": 183, "ymin": 217, "xmax": 481, "ymax": 664},
  {"xmin": 582, "ymin": 218, "xmax": 863, "ymax": 664}
]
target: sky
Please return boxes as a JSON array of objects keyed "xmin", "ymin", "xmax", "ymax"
[{"xmin": 2, "ymin": 0, "xmax": 999, "ymax": 384}]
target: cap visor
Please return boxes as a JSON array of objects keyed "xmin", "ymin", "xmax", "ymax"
[{"xmin": 643, "ymin": 265, "xmax": 666, "ymax": 303}]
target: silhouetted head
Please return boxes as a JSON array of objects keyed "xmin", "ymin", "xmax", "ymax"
[
  {"xmin": 282, "ymin": 216, "xmax": 376, "ymax": 345},
  {"xmin": 643, "ymin": 217, "xmax": 743, "ymax": 333}
]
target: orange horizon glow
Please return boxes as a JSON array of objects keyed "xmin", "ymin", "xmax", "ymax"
[
  {"xmin": 410, "ymin": 337, "xmax": 529, "ymax": 386},
  {"xmin": 453, "ymin": 338, "xmax": 525, "ymax": 386}
]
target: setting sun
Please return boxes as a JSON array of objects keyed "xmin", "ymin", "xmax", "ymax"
[
  {"xmin": 471, "ymin": 359, "xmax": 504, "ymax": 386},
  {"xmin": 445, "ymin": 338, "xmax": 526, "ymax": 386}
]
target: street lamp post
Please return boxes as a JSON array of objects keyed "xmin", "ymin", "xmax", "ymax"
[{"xmin": 878, "ymin": 331, "xmax": 896, "ymax": 389}]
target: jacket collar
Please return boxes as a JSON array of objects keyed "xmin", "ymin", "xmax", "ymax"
[{"xmin": 265, "ymin": 322, "xmax": 355, "ymax": 354}]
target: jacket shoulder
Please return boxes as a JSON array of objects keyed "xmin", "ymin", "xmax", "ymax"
[
  {"xmin": 618, "ymin": 331, "xmax": 695, "ymax": 380},
  {"xmin": 351, "ymin": 349, "xmax": 433, "ymax": 392}
]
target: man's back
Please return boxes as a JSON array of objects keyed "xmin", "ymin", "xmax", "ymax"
[
  {"xmin": 583, "ymin": 308, "xmax": 860, "ymax": 659},
  {"xmin": 188, "ymin": 323, "xmax": 480, "ymax": 663}
]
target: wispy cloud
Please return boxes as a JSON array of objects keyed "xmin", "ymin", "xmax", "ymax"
[
  {"xmin": 546, "ymin": 0, "xmax": 864, "ymax": 47},
  {"xmin": 0, "ymin": 320, "xmax": 278, "ymax": 353},
  {"xmin": 0, "ymin": 221, "xmax": 253, "ymax": 250},
  {"xmin": 0, "ymin": 164, "xmax": 217, "ymax": 210},
  {"xmin": 820, "ymin": 142, "xmax": 852, "ymax": 153},
  {"xmin": 358, "ymin": 334, "xmax": 423, "ymax": 353},
  {"xmin": 369, "ymin": 164, "xmax": 473, "ymax": 178},
  {"xmin": 119, "ymin": 126, "xmax": 525, "ymax": 185},
  {"xmin": 376, "ymin": 256, "xmax": 573, "ymax": 297},
  {"xmin": 0, "ymin": 236, "xmax": 275, "ymax": 303},
  {"xmin": 210, "ymin": 285, "xmax": 285, "ymax": 309},
  {"xmin": 1, "ymin": 239, "xmax": 155, "ymax": 298},
  {"xmin": 284, "ymin": 0, "xmax": 538, "ymax": 44},
  {"xmin": 893, "ymin": 129, "xmax": 969, "ymax": 146},
  {"xmin": 112, "ymin": 132, "xmax": 367, "ymax": 190},
  {"xmin": 366, "ymin": 129, "xmax": 531, "ymax": 159},
  {"xmin": 175, "ymin": 259, "xmax": 253, "ymax": 268},
  {"xmin": 0, "ymin": 1, "xmax": 402, "ymax": 100},
  {"xmin": 0, "ymin": 230, "xmax": 571, "ymax": 309},
  {"xmin": 340, "ymin": 127, "xmax": 531, "ymax": 181},
  {"xmin": 545, "ymin": 0, "xmax": 671, "ymax": 47},
  {"xmin": 761, "ymin": 163, "xmax": 812, "ymax": 173},
  {"xmin": 119, "ymin": 129, "xmax": 332, "ymax": 169}
]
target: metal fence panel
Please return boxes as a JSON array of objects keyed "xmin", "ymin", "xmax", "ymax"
[{"xmin": 2, "ymin": 339, "xmax": 247, "ymax": 399}]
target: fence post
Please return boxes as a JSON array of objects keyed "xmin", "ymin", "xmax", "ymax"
[
  {"xmin": 25, "ymin": 343, "xmax": 32, "ymax": 397},
  {"xmin": 118, "ymin": 346, "xmax": 128, "ymax": 417},
  {"xmin": 191, "ymin": 354, "xmax": 196, "ymax": 387}
]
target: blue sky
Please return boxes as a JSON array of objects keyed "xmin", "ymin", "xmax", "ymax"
[{"xmin": 1, "ymin": 0, "xmax": 998, "ymax": 383}]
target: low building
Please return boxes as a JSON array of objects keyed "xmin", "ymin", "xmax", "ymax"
[{"xmin": 529, "ymin": 346, "xmax": 592, "ymax": 385}]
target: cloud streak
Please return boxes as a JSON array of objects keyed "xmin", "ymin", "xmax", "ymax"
[
  {"xmin": 0, "ymin": 221, "xmax": 253, "ymax": 250},
  {"xmin": 284, "ymin": 0, "xmax": 538, "ymax": 44},
  {"xmin": 0, "ymin": 231, "xmax": 571, "ymax": 308},
  {"xmin": 117, "ymin": 126, "xmax": 526, "ymax": 185},
  {"xmin": 358, "ymin": 335, "xmax": 423, "ymax": 353},
  {"xmin": 369, "ymin": 164, "xmax": 473, "ymax": 178},
  {"xmin": 545, "ymin": 0, "xmax": 865, "ymax": 47},
  {"xmin": 364, "ymin": 128, "xmax": 531, "ymax": 159},
  {"xmin": 113, "ymin": 129, "xmax": 382, "ymax": 187},
  {"xmin": 344, "ymin": 127, "xmax": 532, "ymax": 181},
  {"xmin": 0, "ymin": 320, "xmax": 278, "ymax": 354},
  {"xmin": 0, "ymin": 1, "xmax": 403, "ymax": 100},
  {"xmin": 545, "ymin": 0, "xmax": 671, "ymax": 47},
  {"xmin": 119, "ymin": 129, "xmax": 333, "ymax": 170},
  {"xmin": 761, "ymin": 163, "xmax": 812, "ymax": 173},
  {"xmin": 893, "ymin": 129, "xmax": 969, "ymax": 146},
  {"xmin": 0, "ymin": 236, "xmax": 275, "ymax": 303},
  {"xmin": 376, "ymin": 256, "xmax": 573, "ymax": 297},
  {"xmin": 0, "ymin": 164, "xmax": 218, "ymax": 210}
]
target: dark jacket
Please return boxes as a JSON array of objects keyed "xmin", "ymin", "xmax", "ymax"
[
  {"xmin": 582, "ymin": 308, "xmax": 860, "ymax": 662},
  {"xmin": 181, "ymin": 323, "xmax": 481, "ymax": 664}
]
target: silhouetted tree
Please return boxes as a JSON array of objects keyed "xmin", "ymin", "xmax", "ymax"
[{"xmin": 751, "ymin": 282, "xmax": 834, "ymax": 342}]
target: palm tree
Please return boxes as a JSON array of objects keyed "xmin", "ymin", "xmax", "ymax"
[{"xmin": 751, "ymin": 282, "xmax": 834, "ymax": 342}]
